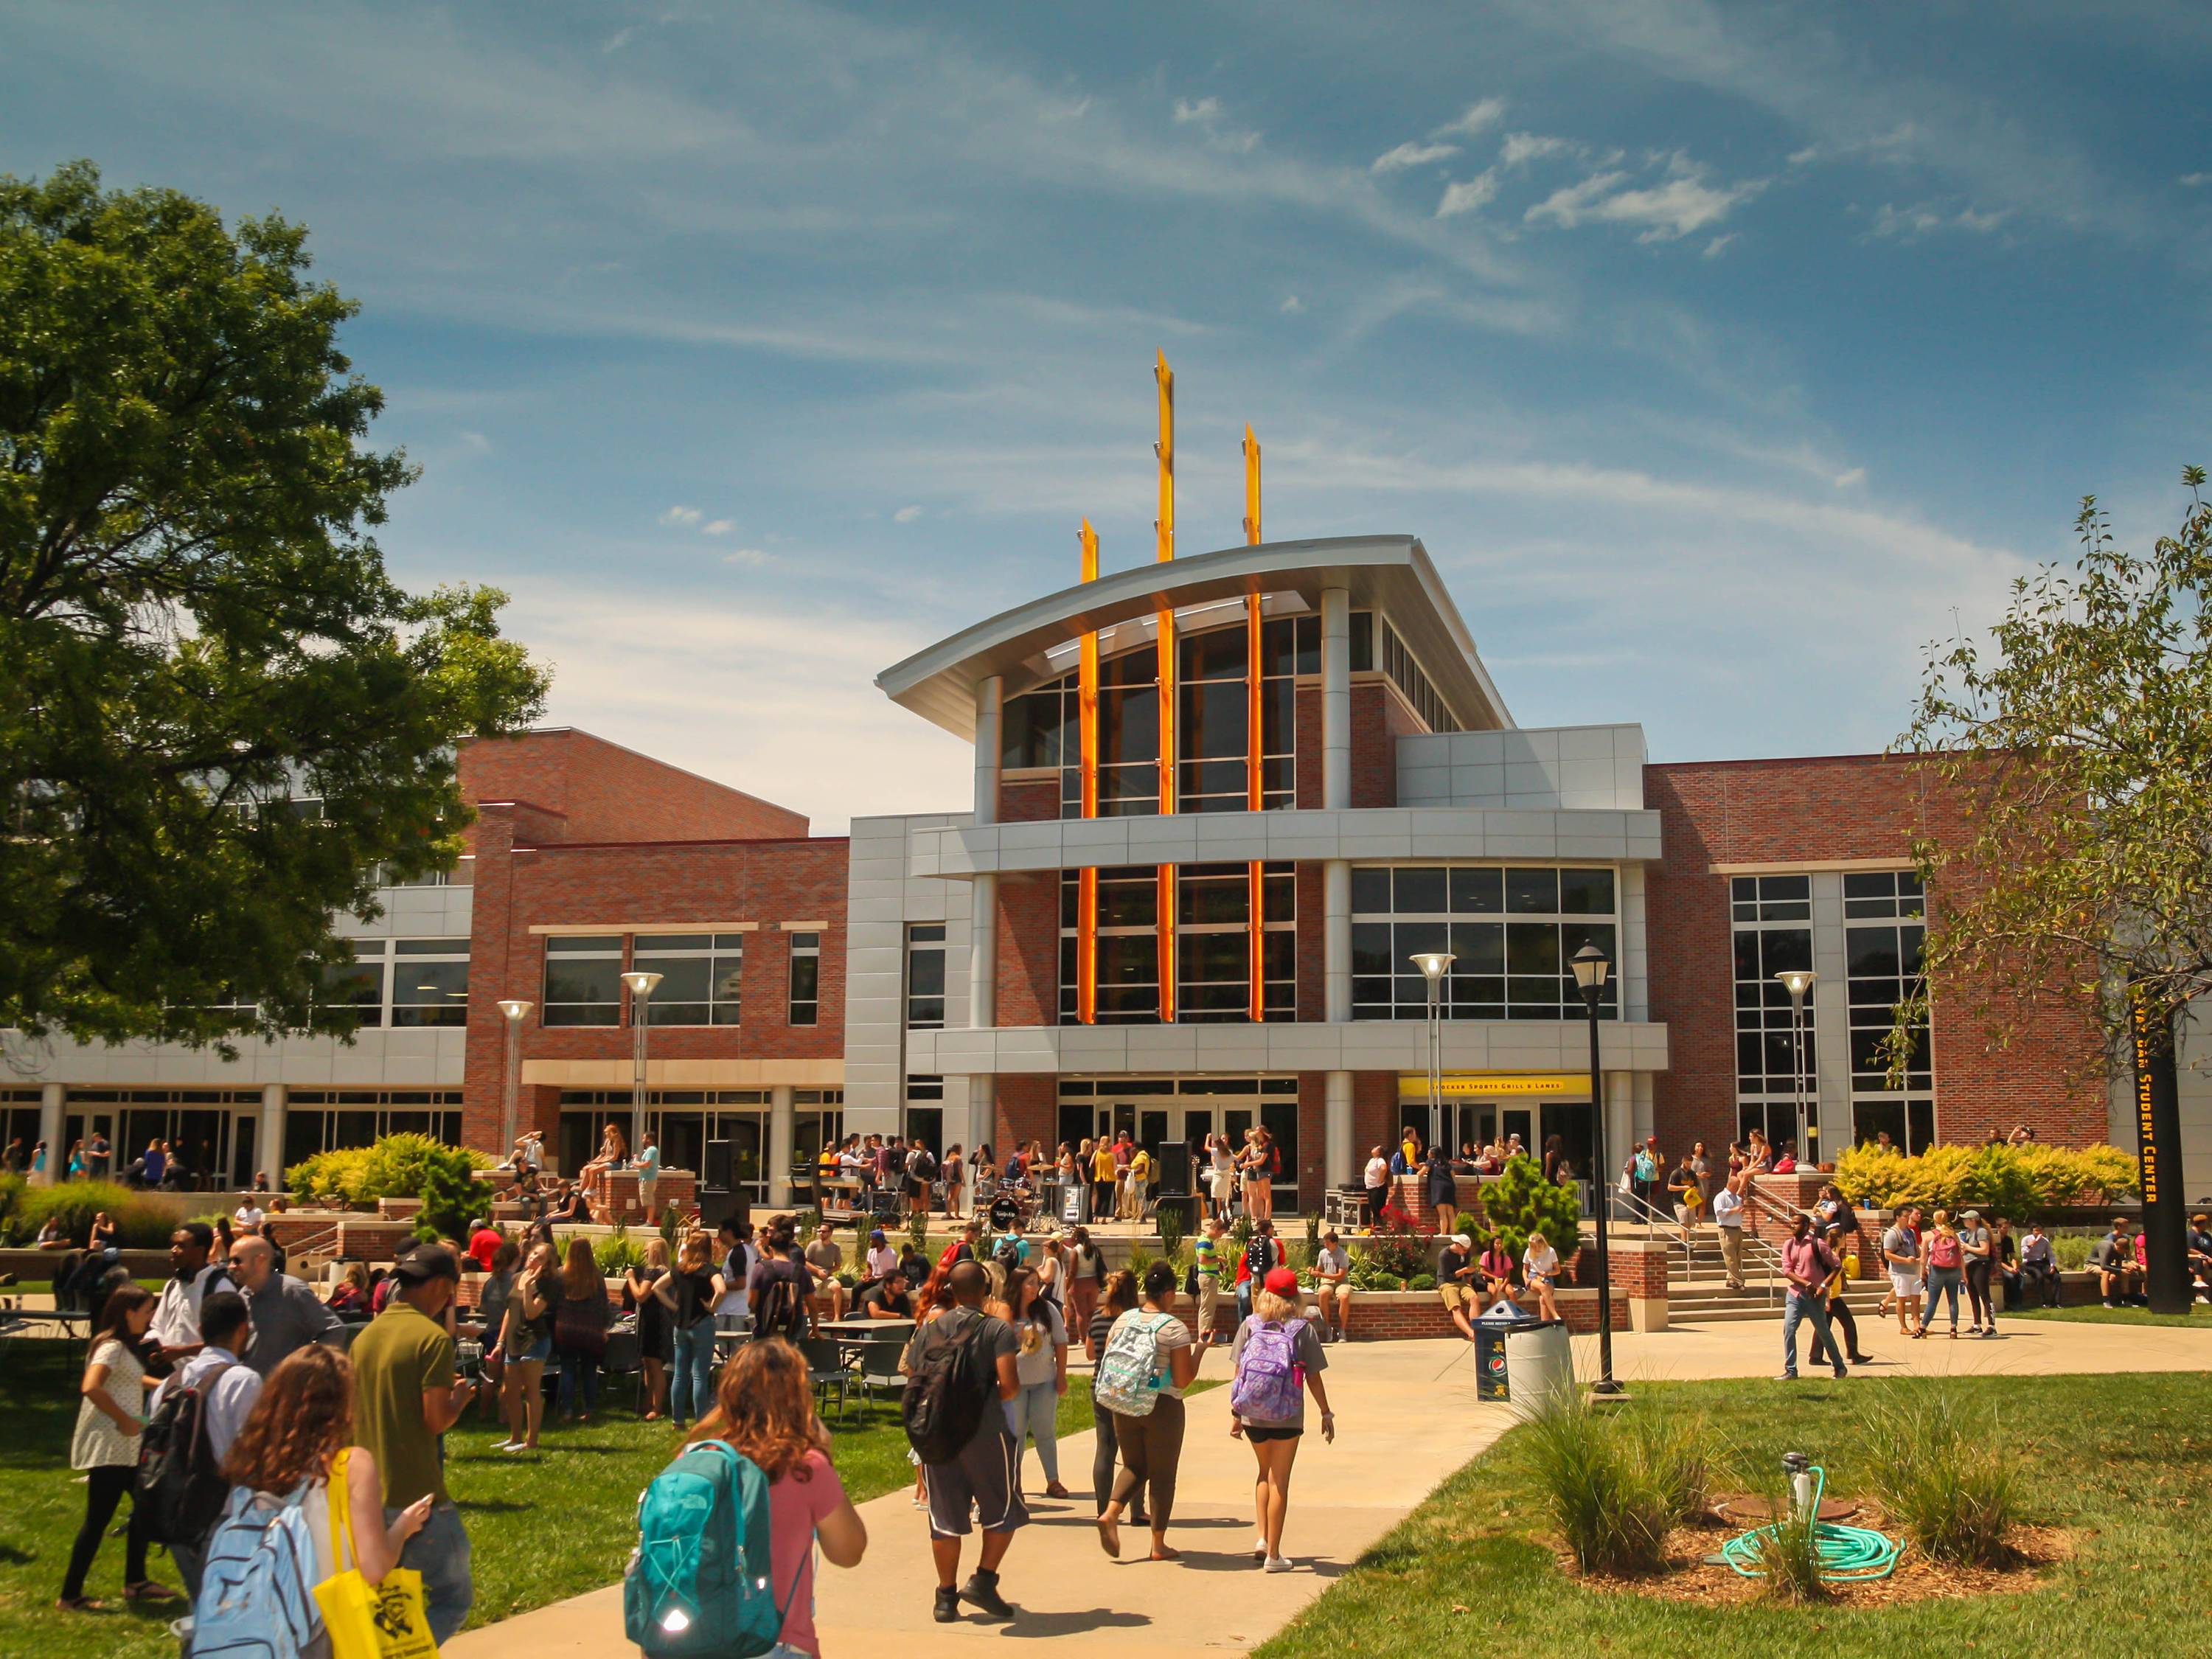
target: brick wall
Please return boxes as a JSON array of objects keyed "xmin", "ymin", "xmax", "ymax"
[
  {"xmin": 1354, "ymin": 1071, "xmax": 1401, "ymax": 1168},
  {"xmin": 994, "ymin": 1075, "xmax": 1056, "ymax": 1157},
  {"xmin": 1293, "ymin": 678, "xmax": 1404, "ymax": 810},
  {"xmin": 1295, "ymin": 1072, "xmax": 1327, "ymax": 1208},
  {"xmin": 998, "ymin": 776, "xmax": 1060, "ymax": 824},
  {"xmin": 1343, "ymin": 1285, "xmax": 1627, "ymax": 1339},
  {"xmin": 460, "ymin": 729, "xmax": 807, "ymax": 844},
  {"xmin": 1644, "ymin": 754, "xmax": 2104, "ymax": 1161},
  {"xmin": 463, "ymin": 827, "xmax": 849, "ymax": 1152},
  {"xmin": 995, "ymin": 871, "xmax": 1061, "ymax": 1028}
]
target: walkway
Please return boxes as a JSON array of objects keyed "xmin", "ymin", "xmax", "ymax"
[{"xmin": 447, "ymin": 1314, "xmax": 2212, "ymax": 1659}]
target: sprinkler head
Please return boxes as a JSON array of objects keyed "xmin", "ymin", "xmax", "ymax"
[{"xmin": 1781, "ymin": 1450, "xmax": 1810, "ymax": 1475}]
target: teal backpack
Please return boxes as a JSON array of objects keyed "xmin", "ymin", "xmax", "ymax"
[{"xmin": 625, "ymin": 1440, "xmax": 807, "ymax": 1658}]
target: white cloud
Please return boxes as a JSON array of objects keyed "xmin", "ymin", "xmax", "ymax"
[
  {"xmin": 658, "ymin": 505, "xmax": 703, "ymax": 528},
  {"xmin": 1169, "ymin": 92, "xmax": 1259, "ymax": 153},
  {"xmin": 893, "ymin": 504, "xmax": 924, "ymax": 524},
  {"xmin": 1526, "ymin": 157, "xmax": 1765, "ymax": 242},
  {"xmin": 1833, "ymin": 467, "xmax": 1866, "ymax": 487},
  {"xmin": 2184, "ymin": 172, "xmax": 2212, "ymax": 188},
  {"xmin": 1280, "ymin": 294, "xmax": 1304, "ymax": 314},
  {"xmin": 1500, "ymin": 132, "xmax": 1576, "ymax": 169},
  {"xmin": 703, "ymin": 518, "xmax": 734, "ymax": 535},
  {"xmin": 1869, "ymin": 201, "xmax": 2009, "ymax": 240},
  {"xmin": 1172, "ymin": 97, "xmax": 1220, "ymax": 125},
  {"xmin": 720, "ymin": 547, "xmax": 771, "ymax": 566},
  {"xmin": 1702, "ymin": 233, "xmax": 1736, "ymax": 258},
  {"xmin": 1436, "ymin": 97, "xmax": 1508, "ymax": 138},
  {"xmin": 1436, "ymin": 170, "xmax": 1500, "ymax": 218},
  {"xmin": 1373, "ymin": 140, "xmax": 1460, "ymax": 173}
]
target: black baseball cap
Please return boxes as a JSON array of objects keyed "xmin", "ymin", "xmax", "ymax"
[{"xmin": 390, "ymin": 1243, "xmax": 462, "ymax": 1284}]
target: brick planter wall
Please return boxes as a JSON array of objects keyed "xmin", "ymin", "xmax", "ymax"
[
  {"xmin": 1343, "ymin": 1285, "xmax": 1628, "ymax": 1340},
  {"xmin": 336, "ymin": 1219, "xmax": 420, "ymax": 1263},
  {"xmin": 585, "ymin": 1167, "xmax": 698, "ymax": 1225},
  {"xmin": 1382, "ymin": 1174, "xmax": 1492, "ymax": 1233},
  {"xmin": 376, "ymin": 1197, "xmax": 425, "ymax": 1220}
]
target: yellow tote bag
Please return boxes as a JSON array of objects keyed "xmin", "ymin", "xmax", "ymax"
[{"xmin": 313, "ymin": 1450, "xmax": 440, "ymax": 1659}]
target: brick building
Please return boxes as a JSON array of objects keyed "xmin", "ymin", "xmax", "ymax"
[{"xmin": 13, "ymin": 535, "xmax": 2163, "ymax": 1206}]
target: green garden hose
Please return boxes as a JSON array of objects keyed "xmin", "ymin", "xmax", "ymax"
[{"xmin": 1719, "ymin": 1465, "xmax": 1901, "ymax": 1582}]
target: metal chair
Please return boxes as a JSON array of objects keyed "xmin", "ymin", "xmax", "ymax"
[
  {"xmin": 851, "ymin": 1333, "xmax": 908, "ymax": 1419},
  {"xmin": 797, "ymin": 1334, "xmax": 852, "ymax": 1426}
]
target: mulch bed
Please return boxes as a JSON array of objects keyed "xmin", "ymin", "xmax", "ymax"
[{"xmin": 1565, "ymin": 1513, "xmax": 2073, "ymax": 1606}]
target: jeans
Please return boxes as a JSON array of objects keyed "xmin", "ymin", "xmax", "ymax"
[
  {"xmin": 1781, "ymin": 1290, "xmax": 1846, "ymax": 1377},
  {"xmin": 556, "ymin": 1350, "xmax": 601, "ymax": 1417},
  {"xmin": 1924, "ymin": 1266, "xmax": 1964, "ymax": 1328},
  {"xmin": 60, "ymin": 1463, "xmax": 150, "ymax": 1600},
  {"xmin": 392, "ymin": 1500, "xmax": 473, "ymax": 1645},
  {"xmin": 1808, "ymin": 1297, "xmax": 1863, "ymax": 1367},
  {"xmin": 1004, "ymin": 1378, "xmax": 1061, "ymax": 1485},
  {"xmin": 671, "ymin": 1316, "xmax": 717, "ymax": 1427}
]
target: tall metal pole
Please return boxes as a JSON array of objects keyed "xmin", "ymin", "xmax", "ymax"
[
  {"xmin": 622, "ymin": 971, "xmax": 661, "ymax": 1164},
  {"xmin": 1585, "ymin": 979, "xmax": 1620, "ymax": 1394},
  {"xmin": 498, "ymin": 998, "xmax": 533, "ymax": 1155}
]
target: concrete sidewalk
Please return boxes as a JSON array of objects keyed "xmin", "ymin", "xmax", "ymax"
[{"xmin": 447, "ymin": 1314, "xmax": 2212, "ymax": 1659}]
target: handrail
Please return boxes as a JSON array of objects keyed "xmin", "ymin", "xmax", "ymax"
[{"xmin": 1604, "ymin": 1184, "xmax": 1787, "ymax": 1304}]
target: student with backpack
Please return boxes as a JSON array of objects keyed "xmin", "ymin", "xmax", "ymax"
[
  {"xmin": 189, "ymin": 1344, "xmax": 431, "ymax": 1659},
  {"xmin": 900, "ymin": 1259, "xmax": 1024, "ymax": 1624},
  {"xmin": 58, "ymin": 1284, "xmax": 177, "ymax": 1612},
  {"xmin": 1229, "ymin": 1266, "xmax": 1334, "ymax": 1573},
  {"xmin": 142, "ymin": 1290, "xmax": 262, "ymax": 1594},
  {"xmin": 1093, "ymin": 1261, "xmax": 1198, "ymax": 1562},
  {"xmin": 749, "ymin": 1217, "xmax": 814, "ymax": 1343},
  {"xmin": 627, "ymin": 1340, "xmax": 867, "ymax": 1659}
]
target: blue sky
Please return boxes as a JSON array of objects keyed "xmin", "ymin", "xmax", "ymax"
[{"xmin": 6, "ymin": 1, "xmax": 2209, "ymax": 831}]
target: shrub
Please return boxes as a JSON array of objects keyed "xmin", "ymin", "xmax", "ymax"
[
  {"xmin": 1407, "ymin": 1272, "xmax": 1438, "ymax": 1292},
  {"xmin": 1, "ymin": 1180, "xmax": 178, "ymax": 1248},
  {"xmin": 1156, "ymin": 1200, "xmax": 1186, "ymax": 1259},
  {"xmin": 594, "ymin": 1228, "xmax": 645, "ymax": 1276},
  {"xmin": 1834, "ymin": 1141, "xmax": 2139, "ymax": 1211},
  {"xmin": 1857, "ymin": 1383, "xmax": 2020, "ymax": 1565},
  {"xmin": 1484, "ymin": 1155, "xmax": 1584, "ymax": 1262},
  {"xmin": 1524, "ymin": 1391, "xmax": 1709, "ymax": 1576},
  {"xmin": 2051, "ymin": 1231, "xmax": 2096, "ymax": 1270},
  {"xmin": 1364, "ymin": 1204, "xmax": 1432, "ymax": 1279},
  {"xmin": 287, "ymin": 1145, "xmax": 375, "ymax": 1206}
]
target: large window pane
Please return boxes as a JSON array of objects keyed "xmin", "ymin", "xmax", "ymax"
[
  {"xmin": 1450, "ymin": 867, "xmax": 1503, "ymax": 914},
  {"xmin": 391, "ymin": 958, "xmax": 469, "ymax": 1027},
  {"xmin": 1504, "ymin": 868, "xmax": 1559, "ymax": 914},
  {"xmin": 1558, "ymin": 869, "xmax": 1615, "ymax": 915},
  {"xmin": 1393, "ymin": 866, "xmax": 1447, "ymax": 914}
]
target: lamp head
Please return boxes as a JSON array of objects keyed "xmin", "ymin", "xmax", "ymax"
[
  {"xmin": 497, "ymin": 998, "xmax": 534, "ymax": 1023},
  {"xmin": 1775, "ymin": 968, "xmax": 1817, "ymax": 1001},
  {"xmin": 1569, "ymin": 942, "xmax": 1610, "ymax": 993},
  {"xmin": 1409, "ymin": 951, "xmax": 1455, "ymax": 983},
  {"xmin": 622, "ymin": 970, "xmax": 664, "ymax": 999}
]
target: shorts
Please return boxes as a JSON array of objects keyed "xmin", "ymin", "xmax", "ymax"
[
  {"xmin": 923, "ymin": 1427, "xmax": 1029, "ymax": 1538},
  {"xmin": 1889, "ymin": 1270, "xmax": 1921, "ymax": 1300},
  {"xmin": 517, "ymin": 1335, "xmax": 552, "ymax": 1364},
  {"xmin": 1438, "ymin": 1283, "xmax": 1472, "ymax": 1312},
  {"xmin": 1245, "ymin": 1425, "xmax": 1303, "ymax": 1443}
]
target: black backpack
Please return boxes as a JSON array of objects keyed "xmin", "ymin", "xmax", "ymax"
[
  {"xmin": 752, "ymin": 1262, "xmax": 807, "ymax": 1342},
  {"xmin": 901, "ymin": 1316, "xmax": 996, "ymax": 1466},
  {"xmin": 136, "ymin": 1360, "xmax": 237, "ymax": 1547}
]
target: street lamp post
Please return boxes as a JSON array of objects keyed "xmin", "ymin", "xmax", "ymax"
[
  {"xmin": 1571, "ymin": 942, "xmax": 1622, "ymax": 1396},
  {"xmin": 1775, "ymin": 969, "xmax": 1818, "ymax": 1164},
  {"xmin": 496, "ymin": 998, "xmax": 534, "ymax": 1155},
  {"xmin": 622, "ymin": 971, "xmax": 663, "ymax": 1164},
  {"xmin": 1410, "ymin": 951, "xmax": 1455, "ymax": 1153}
]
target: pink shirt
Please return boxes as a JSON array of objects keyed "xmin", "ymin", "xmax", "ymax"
[{"xmin": 768, "ymin": 1448, "xmax": 848, "ymax": 1658}]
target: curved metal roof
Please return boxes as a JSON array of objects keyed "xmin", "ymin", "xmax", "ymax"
[{"xmin": 876, "ymin": 534, "xmax": 1513, "ymax": 740}]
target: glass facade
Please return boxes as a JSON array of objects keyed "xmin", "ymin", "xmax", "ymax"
[
  {"xmin": 1056, "ymin": 1075, "xmax": 1300, "ymax": 1192},
  {"xmin": 1845, "ymin": 870, "xmax": 1935, "ymax": 1152},
  {"xmin": 543, "ymin": 934, "xmax": 625, "ymax": 1027},
  {"xmin": 787, "ymin": 933, "xmax": 821, "ymax": 1026},
  {"xmin": 1350, "ymin": 865, "xmax": 1618, "ymax": 1020},
  {"xmin": 906, "ymin": 924, "xmax": 946, "ymax": 1029},
  {"xmin": 1057, "ymin": 862, "xmax": 1295, "ymax": 1023},
  {"xmin": 317, "ymin": 937, "xmax": 470, "ymax": 1029},
  {"xmin": 1731, "ymin": 874, "xmax": 1816, "ymax": 1148},
  {"xmin": 630, "ymin": 933, "xmax": 745, "ymax": 1026}
]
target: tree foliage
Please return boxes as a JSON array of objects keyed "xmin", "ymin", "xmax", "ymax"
[
  {"xmin": 0, "ymin": 161, "xmax": 547, "ymax": 1049},
  {"xmin": 1481, "ymin": 1152, "xmax": 1585, "ymax": 1261},
  {"xmin": 1832, "ymin": 1141, "xmax": 2138, "ymax": 1211},
  {"xmin": 1893, "ymin": 467, "xmax": 2212, "ymax": 1062}
]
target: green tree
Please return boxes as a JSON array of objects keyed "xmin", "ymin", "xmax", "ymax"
[
  {"xmin": 1, "ymin": 161, "xmax": 546, "ymax": 1050},
  {"xmin": 1896, "ymin": 467, "xmax": 2210, "ymax": 1307},
  {"xmin": 1481, "ymin": 1153, "xmax": 1583, "ymax": 1262}
]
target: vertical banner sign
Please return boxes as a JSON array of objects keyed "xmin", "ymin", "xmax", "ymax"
[
  {"xmin": 1077, "ymin": 520, "xmax": 1101, "ymax": 1026},
  {"xmin": 1154, "ymin": 352, "xmax": 1177, "ymax": 1022},
  {"xmin": 1243, "ymin": 425, "xmax": 1265, "ymax": 1024},
  {"xmin": 2131, "ymin": 992, "xmax": 2188, "ymax": 1313}
]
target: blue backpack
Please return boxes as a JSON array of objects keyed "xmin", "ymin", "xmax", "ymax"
[
  {"xmin": 188, "ymin": 1482, "xmax": 324, "ymax": 1659},
  {"xmin": 625, "ymin": 1440, "xmax": 806, "ymax": 1659}
]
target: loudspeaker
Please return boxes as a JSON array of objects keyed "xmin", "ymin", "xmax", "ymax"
[
  {"xmin": 696, "ymin": 1187, "xmax": 749, "ymax": 1234},
  {"xmin": 1152, "ymin": 1194, "xmax": 1197, "ymax": 1236},
  {"xmin": 703, "ymin": 1138, "xmax": 734, "ymax": 1192},
  {"xmin": 1153, "ymin": 1141, "xmax": 1192, "ymax": 1196}
]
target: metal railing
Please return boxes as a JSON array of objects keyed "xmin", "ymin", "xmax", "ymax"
[{"xmin": 1603, "ymin": 1183, "xmax": 1790, "ymax": 1305}]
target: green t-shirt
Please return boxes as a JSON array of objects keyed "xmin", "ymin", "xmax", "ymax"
[
  {"xmin": 1194, "ymin": 1236, "xmax": 1220, "ymax": 1278},
  {"xmin": 351, "ymin": 1300, "xmax": 456, "ymax": 1507}
]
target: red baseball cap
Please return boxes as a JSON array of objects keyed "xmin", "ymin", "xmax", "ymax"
[{"xmin": 1263, "ymin": 1266, "xmax": 1301, "ymax": 1296}]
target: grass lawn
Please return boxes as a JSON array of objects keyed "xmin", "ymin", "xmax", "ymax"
[
  {"xmin": 2005, "ymin": 1302, "xmax": 2212, "ymax": 1329},
  {"xmin": 1259, "ymin": 1372, "xmax": 2212, "ymax": 1658},
  {"xmin": 0, "ymin": 1340, "xmax": 1122, "ymax": 1659}
]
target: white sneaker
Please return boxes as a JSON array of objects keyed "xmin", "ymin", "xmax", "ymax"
[
  {"xmin": 1264, "ymin": 1556, "xmax": 1294, "ymax": 1573},
  {"xmin": 1252, "ymin": 1537, "xmax": 1268, "ymax": 1561}
]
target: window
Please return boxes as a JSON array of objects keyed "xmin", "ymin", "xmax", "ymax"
[
  {"xmin": 390, "ymin": 939, "xmax": 470, "ymax": 1028},
  {"xmin": 787, "ymin": 932, "xmax": 821, "ymax": 1026},
  {"xmin": 1059, "ymin": 863, "xmax": 1295, "ymax": 1023},
  {"xmin": 1374, "ymin": 615, "xmax": 1458, "ymax": 733},
  {"xmin": 283, "ymin": 1091, "xmax": 464, "ymax": 1163},
  {"xmin": 1350, "ymin": 866, "xmax": 1616, "ymax": 1020},
  {"xmin": 906, "ymin": 924, "xmax": 946, "ymax": 1029},
  {"xmin": 319, "ymin": 957, "xmax": 386, "ymax": 1027},
  {"xmin": 1844, "ymin": 870, "xmax": 1935, "ymax": 1152},
  {"xmin": 1731, "ymin": 876, "xmax": 1815, "ymax": 1148},
  {"xmin": 543, "ymin": 935, "xmax": 624, "ymax": 1027},
  {"xmin": 630, "ymin": 934, "xmax": 745, "ymax": 1026}
]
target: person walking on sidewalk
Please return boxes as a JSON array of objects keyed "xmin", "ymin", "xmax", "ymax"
[
  {"xmin": 1229, "ymin": 1266, "xmax": 1333, "ymax": 1573},
  {"xmin": 1093, "ymin": 1262, "xmax": 1199, "ymax": 1563},
  {"xmin": 56, "ymin": 1285, "xmax": 175, "ymax": 1613},
  {"xmin": 904, "ymin": 1260, "xmax": 1024, "ymax": 1624},
  {"xmin": 1711, "ymin": 1175, "xmax": 1747, "ymax": 1291},
  {"xmin": 1882, "ymin": 1206, "xmax": 1924, "ymax": 1335},
  {"xmin": 1777, "ymin": 1214, "xmax": 1848, "ymax": 1382},
  {"xmin": 1918, "ymin": 1209, "xmax": 1966, "ymax": 1338},
  {"xmin": 1806, "ymin": 1222, "xmax": 1874, "ymax": 1368},
  {"xmin": 1085, "ymin": 1271, "xmax": 1147, "ymax": 1532}
]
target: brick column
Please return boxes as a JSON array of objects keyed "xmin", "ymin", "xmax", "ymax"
[{"xmin": 1608, "ymin": 1237, "xmax": 1670, "ymax": 1332}]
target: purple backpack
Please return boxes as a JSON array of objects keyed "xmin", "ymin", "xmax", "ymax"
[{"xmin": 1230, "ymin": 1318, "xmax": 1307, "ymax": 1422}]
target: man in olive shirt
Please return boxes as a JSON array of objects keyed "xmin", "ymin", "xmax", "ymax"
[{"xmin": 352, "ymin": 1245, "xmax": 477, "ymax": 1643}]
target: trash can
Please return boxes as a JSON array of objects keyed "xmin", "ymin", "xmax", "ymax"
[
  {"xmin": 1503, "ymin": 1318, "xmax": 1573, "ymax": 1420},
  {"xmin": 1472, "ymin": 1321, "xmax": 1513, "ymax": 1402}
]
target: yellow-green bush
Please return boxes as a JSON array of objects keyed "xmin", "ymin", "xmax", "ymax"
[
  {"xmin": 1834, "ymin": 1141, "xmax": 2138, "ymax": 1211},
  {"xmin": 285, "ymin": 1133, "xmax": 493, "ymax": 1209},
  {"xmin": 0, "ymin": 1178, "xmax": 178, "ymax": 1248}
]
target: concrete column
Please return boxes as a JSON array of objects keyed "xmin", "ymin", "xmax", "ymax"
[
  {"xmin": 1604, "ymin": 1071, "xmax": 1634, "ymax": 1181},
  {"xmin": 258, "ymin": 1083, "xmax": 288, "ymax": 1188},
  {"xmin": 768, "ymin": 1084, "xmax": 795, "ymax": 1208},
  {"xmin": 1320, "ymin": 587, "xmax": 1352, "ymax": 810},
  {"xmin": 973, "ymin": 674, "xmax": 1003, "ymax": 828},
  {"xmin": 1325, "ymin": 1070, "xmax": 1354, "ymax": 1190},
  {"xmin": 969, "ymin": 1076, "xmax": 998, "ymax": 1158},
  {"xmin": 1324, "ymin": 860, "xmax": 1352, "ymax": 1023},
  {"xmin": 35, "ymin": 1082, "xmax": 63, "ymax": 1187}
]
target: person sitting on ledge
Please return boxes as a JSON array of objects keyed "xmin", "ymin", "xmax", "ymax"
[
  {"xmin": 2018, "ymin": 1221, "xmax": 2059, "ymax": 1308},
  {"xmin": 1435, "ymin": 1233, "xmax": 1481, "ymax": 1340},
  {"xmin": 2087, "ymin": 1217, "xmax": 2144, "ymax": 1307},
  {"xmin": 579, "ymin": 1121, "xmax": 627, "ymax": 1183}
]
